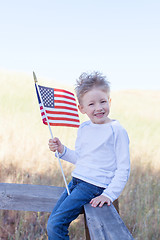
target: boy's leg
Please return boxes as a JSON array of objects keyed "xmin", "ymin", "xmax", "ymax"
[
  {"xmin": 47, "ymin": 178, "xmax": 104, "ymax": 240},
  {"xmin": 47, "ymin": 179, "xmax": 74, "ymax": 239},
  {"xmin": 50, "ymin": 179, "xmax": 74, "ymax": 215}
]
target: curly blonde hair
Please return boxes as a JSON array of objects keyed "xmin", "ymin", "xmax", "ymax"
[{"xmin": 75, "ymin": 71, "xmax": 110, "ymax": 104}]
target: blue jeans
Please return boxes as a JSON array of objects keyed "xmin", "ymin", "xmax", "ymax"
[{"xmin": 47, "ymin": 177, "xmax": 105, "ymax": 240}]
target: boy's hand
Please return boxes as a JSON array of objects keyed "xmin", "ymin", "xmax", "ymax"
[
  {"xmin": 90, "ymin": 195, "xmax": 111, "ymax": 208},
  {"xmin": 48, "ymin": 138, "xmax": 64, "ymax": 154}
]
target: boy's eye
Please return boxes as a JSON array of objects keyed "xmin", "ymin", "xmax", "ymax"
[
  {"xmin": 101, "ymin": 100, "xmax": 106, "ymax": 103},
  {"xmin": 89, "ymin": 103, "xmax": 94, "ymax": 106}
]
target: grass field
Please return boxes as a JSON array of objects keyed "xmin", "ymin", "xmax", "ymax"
[{"xmin": 0, "ymin": 70, "xmax": 159, "ymax": 239}]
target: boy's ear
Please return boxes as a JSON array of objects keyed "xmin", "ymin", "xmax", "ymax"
[
  {"xmin": 78, "ymin": 104, "xmax": 85, "ymax": 114},
  {"xmin": 109, "ymin": 98, "xmax": 111, "ymax": 107}
]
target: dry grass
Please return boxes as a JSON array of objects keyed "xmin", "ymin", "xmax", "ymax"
[{"xmin": 0, "ymin": 70, "xmax": 159, "ymax": 239}]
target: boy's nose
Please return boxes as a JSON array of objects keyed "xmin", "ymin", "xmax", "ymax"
[{"xmin": 95, "ymin": 103, "xmax": 103, "ymax": 111}]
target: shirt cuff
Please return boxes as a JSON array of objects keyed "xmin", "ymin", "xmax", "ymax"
[
  {"xmin": 55, "ymin": 146, "xmax": 67, "ymax": 158},
  {"xmin": 101, "ymin": 192, "xmax": 114, "ymax": 202}
]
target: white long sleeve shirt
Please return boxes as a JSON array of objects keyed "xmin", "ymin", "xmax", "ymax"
[{"xmin": 58, "ymin": 120, "xmax": 130, "ymax": 202}]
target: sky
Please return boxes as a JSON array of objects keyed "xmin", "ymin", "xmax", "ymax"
[{"xmin": 0, "ymin": 0, "xmax": 160, "ymax": 90}]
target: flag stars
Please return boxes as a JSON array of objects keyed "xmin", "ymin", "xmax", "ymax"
[{"xmin": 39, "ymin": 86, "xmax": 54, "ymax": 108}]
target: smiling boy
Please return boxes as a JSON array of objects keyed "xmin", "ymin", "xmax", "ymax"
[{"xmin": 47, "ymin": 71, "xmax": 130, "ymax": 240}]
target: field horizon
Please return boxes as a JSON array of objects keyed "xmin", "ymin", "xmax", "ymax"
[{"xmin": 0, "ymin": 70, "xmax": 159, "ymax": 239}]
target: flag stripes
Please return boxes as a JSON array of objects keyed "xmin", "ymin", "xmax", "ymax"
[
  {"xmin": 54, "ymin": 88, "xmax": 75, "ymax": 96},
  {"xmin": 54, "ymin": 100, "xmax": 77, "ymax": 107},
  {"xmin": 47, "ymin": 111, "xmax": 79, "ymax": 117}
]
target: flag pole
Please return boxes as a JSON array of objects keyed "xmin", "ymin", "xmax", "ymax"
[{"xmin": 33, "ymin": 72, "xmax": 70, "ymax": 195}]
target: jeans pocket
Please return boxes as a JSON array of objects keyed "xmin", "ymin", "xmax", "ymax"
[
  {"xmin": 82, "ymin": 182, "xmax": 105, "ymax": 199},
  {"xmin": 94, "ymin": 186, "xmax": 105, "ymax": 197}
]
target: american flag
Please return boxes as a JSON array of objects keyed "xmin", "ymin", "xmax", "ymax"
[{"xmin": 35, "ymin": 84, "xmax": 80, "ymax": 128}]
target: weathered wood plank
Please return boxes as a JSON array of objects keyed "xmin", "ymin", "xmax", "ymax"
[
  {"xmin": 0, "ymin": 183, "xmax": 134, "ymax": 240},
  {"xmin": 0, "ymin": 183, "xmax": 64, "ymax": 212},
  {"xmin": 84, "ymin": 211, "xmax": 91, "ymax": 240},
  {"xmin": 84, "ymin": 203, "xmax": 134, "ymax": 240}
]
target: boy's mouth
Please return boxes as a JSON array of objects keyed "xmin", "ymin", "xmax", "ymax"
[{"xmin": 94, "ymin": 112, "xmax": 105, "ymax": 118}]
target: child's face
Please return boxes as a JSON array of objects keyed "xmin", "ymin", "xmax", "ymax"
[{"xmin": 78, "ymin": 88, "xmax": 111, "ymax": 124}]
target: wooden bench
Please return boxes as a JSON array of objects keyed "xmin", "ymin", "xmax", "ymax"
[{"xmin": 0, "ymin": 183, "xmax": 134, "ymax": 240}]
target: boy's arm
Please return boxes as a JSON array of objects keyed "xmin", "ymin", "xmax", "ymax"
[
  {"xmin": 49, "ymin": 138, "xmax": 77, "ymax": 164},
  {"xmin": 55, "ymin": 126, "xmax": 82, "ymax": 164},
  {"xmin": 90, "ymin": 127, "xmax": 130, "ymax": 208},
  {"xmin": 102, "ymin": 127, "xmax": 130, "ymax": 202},
  {"xmin": 56, "ymin": 146, "xmax": 77, "ymax": 164}
]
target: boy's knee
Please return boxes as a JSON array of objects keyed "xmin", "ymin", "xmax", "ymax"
[
  {"xmin": 47, "ymin": 218, "xmax": 58, "ymax": 235},
  {"xmin": 47, "ymin": 215, "xmax": 64, "ymax": 238}
]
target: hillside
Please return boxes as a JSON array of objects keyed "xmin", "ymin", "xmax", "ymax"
[{"xmin": 0, "ymin": 70, "xmax": 159, "ymax": 239}]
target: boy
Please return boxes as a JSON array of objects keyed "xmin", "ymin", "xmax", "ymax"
[{"xmin": 47, "ymin": 72, "xmax": 130, "ymax": 240}]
